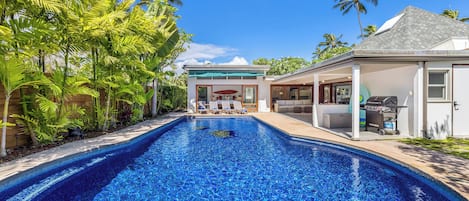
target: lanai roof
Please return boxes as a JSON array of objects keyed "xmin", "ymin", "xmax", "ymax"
[
  {"xmin": 183, "ymin": 65, "xmax": 270, "ymax": 71},
  {"xmin": 183, "ymin": 65, "xmax": 270, "ymax": 78}
]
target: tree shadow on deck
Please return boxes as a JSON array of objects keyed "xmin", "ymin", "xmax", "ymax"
[{"xmin": 397, "ymin": 143, "xmax": 469, "ymax": 196}]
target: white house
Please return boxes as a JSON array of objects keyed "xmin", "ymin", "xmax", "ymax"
[
  {"xmin": 184, "ymin": 65, "xmax": 272, "ymax": 113},
  {"xmin": 274, "ymin": 6, "xmax": 469, "ymax": 139},
  {"xmin": 184, "ymin": 6, "xmax": 469, "ymax": 139}
]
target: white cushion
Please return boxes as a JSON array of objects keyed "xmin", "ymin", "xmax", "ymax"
[{"xmin": 302, "ymin": 100, "xmax": 312, "ymax": 105}]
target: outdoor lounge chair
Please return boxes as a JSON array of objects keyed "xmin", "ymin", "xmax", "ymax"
[
  {"xmin": 209, "ymin": 101, "xmax": 220, "ymax": 114},
  {"xmin": 198, "ymin": 101, "xmax": 208, "ymax": 114},
  {"xmin": 233, "ymin": 101, "xmax": 246, "ymax": 114},
  {"xmin": 221, "ymin": 101, "xmax": 233, "ymax": 114}
]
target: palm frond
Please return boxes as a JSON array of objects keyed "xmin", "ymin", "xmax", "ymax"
[
  {"xmin": 28, "ymin": 0, "xmax": 63, "ymax": 14},
  {"xmin": 144, "ymin": 90, "xmax": 154, "ymax": 102},
  {"xmin": 0, "ymin": 57, "xmax": 44, "ymax": 94},
  {"xmin": 460, "ymin": 17, "xmax": 469, "ymax": 22},
  {"xmin": 36, "ymin": 95, "xmax": 58, "ymax": 113},
  {"xmin": 0, "ymin": 25, "xmax": 13, "ymax": 40},
  {"xmin": 117, "ymin": 0, "xmax": 135, "ymax": 12}
]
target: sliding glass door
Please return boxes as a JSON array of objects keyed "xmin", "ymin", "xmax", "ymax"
[
  {"xmin": 196, "ymin": 85, "xmax": 212, "ymax": 112},
  {"xmin": 242, "ymin": 85, "xmax": 257, "ymax": 112}
]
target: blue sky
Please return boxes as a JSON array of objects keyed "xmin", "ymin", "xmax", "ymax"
[{"xmin": 174, "ymin": 0, "xmax": 469, "ymax": 66}]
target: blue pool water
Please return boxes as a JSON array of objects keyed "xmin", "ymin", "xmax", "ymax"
[{"xmin": 0, "ymin": 117, "xmax": 464, "ymax": 200}]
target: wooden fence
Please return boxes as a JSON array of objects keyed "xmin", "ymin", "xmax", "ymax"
[
  {"xmin": 0, "ymin": 84, "xmax": 185, "ymax": 149},
  {"xmin": 0, "ymin": 86, "xmax": 150, "ymax": 148}
]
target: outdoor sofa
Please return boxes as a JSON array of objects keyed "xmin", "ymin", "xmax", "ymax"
[{"xmin": 274, "ymin": 100, "xmax": 312, "ymax": 113}]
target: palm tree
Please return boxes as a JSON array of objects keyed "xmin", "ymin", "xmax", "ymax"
[
  {"xmin": 0, "ymin": 0, "xmax": 60, "ymax": 146},
  {"xmin": 168, "ymin": 0, "xmax": 183, "ymax": 6},
  {"xmin": 0, "ymin": 58, "xmax": 44, "ymax": 156},
  {"xmin": 318, "ymin": 33, "xmax": 348, "ymax": 51},
  {"xmin": 333, "ymin": 0, "xmax": 378, "ymax": 38},
  {"xmin": 144, "ymin": 1, "xmax": 185, "ymax": 117},
  {"xmin": 363, "ymin": 24, "xmax": 377, "ymax": 38},
  {"xmin": 312, "ymin": 47, "xmax": 322, "ymax": 59},
  {"xmin": 441, "ymin": 9, "xmax": 469, "ymax": 22}
]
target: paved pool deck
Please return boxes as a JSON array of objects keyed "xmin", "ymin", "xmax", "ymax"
[{"xmin": 0, "ymin": 112, "xmax": 467, "ymax": 199}]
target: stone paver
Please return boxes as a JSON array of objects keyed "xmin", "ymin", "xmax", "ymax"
[{"xmin": 252, "ymin": 112, "xmax": 469, "ymax": 199}]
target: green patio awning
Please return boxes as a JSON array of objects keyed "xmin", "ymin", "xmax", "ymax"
[{"xmin": 189, "ymin": 72, "xmax": 264, "ymax": 78}]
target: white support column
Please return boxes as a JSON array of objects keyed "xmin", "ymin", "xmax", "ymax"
[
  {"xmin": 415, "ymin": 62, "xmax": 424, "ymax": 137},
  {"xmin": 352, "ymin": 64, "xmax": 361, "ymax": 140},
  {"xmin": 313, "ymin": 73, "xmax": 319, "ymax": 127},
  {"xmin": 187, "ymin": 77, "xmax": 197, "ymax": 113}
]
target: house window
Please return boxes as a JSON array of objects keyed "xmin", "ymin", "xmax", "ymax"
[{"xmin": 428, "ymin": 71, "xmax": 448, "ymax": 100}]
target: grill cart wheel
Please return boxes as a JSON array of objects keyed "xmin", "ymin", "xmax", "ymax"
[{"xmin": 379, "ymin": 129, "xmax": 386, "ymax": 135}]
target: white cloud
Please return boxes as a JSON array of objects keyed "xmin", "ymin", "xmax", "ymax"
[
  {"xmin": 177, "ymin": 43, "xmax": 236, "ymax": 61},
  {"xmin": 173, "ymin": 43, "xmax": 249, "ymax": 74},
  {"xmin": 173, "ymin": 58, "xmax": 203, "ymax": 74},
  {"xmin": 219, "ymin": 56, "xmax": 249, "ymax": 65}
]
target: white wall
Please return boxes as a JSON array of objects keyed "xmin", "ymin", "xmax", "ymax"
[
  {"xmin": 426, "ymin": 103, "xmax": 451, "ymax": 139},
  {"xmin": 211, "ymin": 85, "xmax": 242, "ymax": 99},
  {"xmin": 431, "ymin": 37, "xmax": 469, "ymax": 50},
  {"xmin": 187, "ymin": 77, "xmax": 197, "ymax": 113},
  {"xmin": 425, "ymin": 60, "xmax": 469, "ymax": 138},
  {"xmin": 187, "ymin": 77, "xmax": 271, "ymax": 112},
  {"xmin": 361, "ymin": 65, "xmax": 418, "ymax": 136},
  {"xmin": 257, "ymin": 77, "xmax": 271, "ymax": 112},
  {"xmin": 317, "ymin": 104, "xmax": 349, "ymax": 127}
]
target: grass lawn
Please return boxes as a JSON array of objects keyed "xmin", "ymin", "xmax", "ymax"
[{"xmin": 400, "ymin": 137, "xmax": 469, "ymax": 160}]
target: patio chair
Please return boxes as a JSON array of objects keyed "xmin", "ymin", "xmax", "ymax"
[
  {"xmin": 198, "ymin": 101, "xmax": 208, "ymax": 114},
  {"xmin": 209, "ymin": 101, "xmax": 220, "ymax": 114},
  {"xmin": 221, "ymin": 101, "xmax": 233, "ymax": 114},
  {"xmin": 233, "ymin": 101, "xmax": 246, "ymax": 114}
]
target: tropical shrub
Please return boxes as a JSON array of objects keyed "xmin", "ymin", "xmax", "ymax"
[{"xmin": 0, "ymin": 0, "xmax": 190, "ymax": 156}]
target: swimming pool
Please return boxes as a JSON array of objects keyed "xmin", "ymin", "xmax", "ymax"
[{"xmin": 0, "ymin": 117, "xmax": 464, "ymax": 200}]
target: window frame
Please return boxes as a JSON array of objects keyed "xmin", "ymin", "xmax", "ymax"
[{"xmin": 427, "ymin": 70, "xmax": 449, "ymax": 101}]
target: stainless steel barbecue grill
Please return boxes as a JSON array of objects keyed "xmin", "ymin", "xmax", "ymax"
[{"xmin": 364, "ymin": 96, "xmax": 399, "ymax": 135}]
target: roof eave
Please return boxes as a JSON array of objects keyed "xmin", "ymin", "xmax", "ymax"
[
  {"xmin": 274, "ymin": 51, "xmax": 354, "ymax": 82},
  {"xmin": 183, "ymin": 65, "xmax": 270, "ymax": 71},
  {"xmin": 273, "ymin": 49, "xmax": 469, "ymax": 83},
  {"xmin": 352, "ymin": 49, "xmax": 469, "ymax": 60}
]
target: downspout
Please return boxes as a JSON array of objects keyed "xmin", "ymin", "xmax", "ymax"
[{"xmin": 422, "ymin": 61, "xmax": 428, "ymax": 137}]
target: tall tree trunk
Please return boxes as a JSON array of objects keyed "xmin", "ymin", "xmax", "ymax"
[
  {"xmin": 355, "ymin": 5, "xmax": 364, "ymax": 39},
  {"xmin": 102, "ymin": 86, "xmax": 112, "ymax": 131},
  {"xmin": 111, "ymin": 88, "xmax": 117, "ymax": 127},
  {"xmin": 15, "ymin": 48, "xmax": 44, "ymax": 146},
  {"xmin": 151, "ymin": 78, "xmax": 158, "ymax": 117},
  {"xmin": 92, "ymin": 47, "xmax": 99, "ymax": 130},
  {"xmin": 0, "ymin": 0, "xmax": 6, "ymax": 25},
  {"xmin": 19, "ymin": 89, "xmax": 38, "ymax": 146},
  {"xmin": 39, "ymin": 49, "xmax": 45, "ymax": 72},
  {"xmin": 1, "ymin": 95, "xmax": 10, "ymax": 157},
  {"xmin": 57, "ymin": 43, "xmax": 70, "ymax": 121},
  {"xmin": 12, "ymin": 23, "xmax": 38, "ymax": 146}
]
